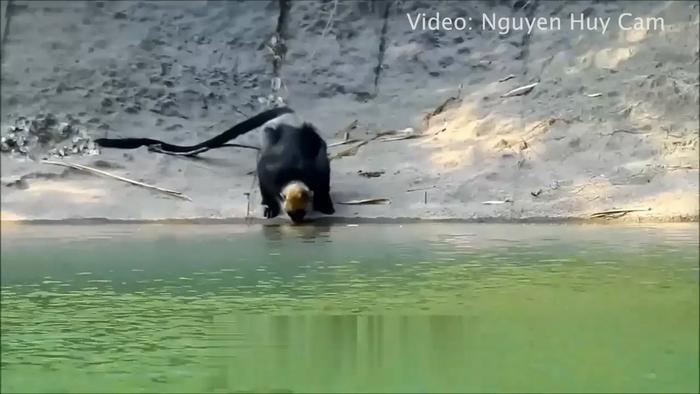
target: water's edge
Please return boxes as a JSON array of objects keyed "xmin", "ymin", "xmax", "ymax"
[{"xmin": 1, "ymin": 214, "xmax": 698, "ymax": 226}]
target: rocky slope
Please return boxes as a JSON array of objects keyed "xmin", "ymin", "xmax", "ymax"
[{"xmin": 1, "ymin": 0, "xmax": 698, "ymax": 222}]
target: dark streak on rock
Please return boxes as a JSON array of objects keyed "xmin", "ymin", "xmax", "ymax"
[
  {"xmin": 373, "ymin": 1, "xmax": 391, "ymax": 95},
  {"xmin": 515, "ymin": 0, "xmax": 539, "ymax": 67}
]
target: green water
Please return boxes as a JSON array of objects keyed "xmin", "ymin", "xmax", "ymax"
[{"xmin": 1, "ymin": 223, "xmax": 698, "ymax": 393}]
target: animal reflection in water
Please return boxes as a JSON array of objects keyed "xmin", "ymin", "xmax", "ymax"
[{"xmin": 261, "ymin": 223, "xmax": 332, "ymax": 242}]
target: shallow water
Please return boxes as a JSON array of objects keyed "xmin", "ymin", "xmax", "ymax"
[{"xmin": 1, "ymin": 223, "xmax": 698, "ymax": 393}]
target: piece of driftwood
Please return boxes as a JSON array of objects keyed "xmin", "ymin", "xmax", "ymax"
[
  {"xmin": 329, "ymin": 140, "xmax": 370, "ymax": 160},
  {"xmin": 148, "ymin": 142, "xmax": 260, "ymax": 157},
  {"xmin": 423, "ymin": 84, "xmax": 463, "ymax": 128},
  {"xmin": 309, "ymin": 0, "xmax": 338, "ymax": 60},
  {"xmin": 328, "ymin": 138, "xmax": 361, "ymax": 147},
  {"xmin": 406, "ymin": 186, "xmax": 435, "ymax": 192},
  {"xmin": 498, "ymin": 74, "xmax": 515, "ymax": 83},
  {"xmin": 501, "ymin": 82, "xmax": 538, "ymax": 98},
  {"xmin": 424, "ymin": 96, "xmax": 458, "ymax": 127},
  {"xmin": 338, "ymin": 198, "xmax": 390, "ymax": 205},
  {"xmin": 338, "ymin": 119, "xmax": 358, "ymax": 136},
  {"xmin": 590, "ymin": 208, "xmax": 651, "ymax": 218},
  {"xmin": 357, "ymin": 170, "xmax": 384, "ymax": 178},
  {"xmin": 600, "ymin": 129, "xmax": 649, "ymax": 137},
  {"xmin": 328, "ymin": 129, "xmax": 399, "ymax": 160},
  {"xmin": 377, "ymin": 134, "xmax": 422, "ymax": 142},
  {"xmin": 667, "ymin": 165, "xmax": 697, "ymax": 170},
  {"xmin": 482, "ymin": 199, "xmax": 513, "ymax": 205},
  {"xmin": 41, "ymin": 160, "xmax": 192, "ymax": 201}
]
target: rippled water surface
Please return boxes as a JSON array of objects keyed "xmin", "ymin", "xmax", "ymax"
[{"xmin": 1, "ymin": 223, "xmax": 698, "ymax": 393}]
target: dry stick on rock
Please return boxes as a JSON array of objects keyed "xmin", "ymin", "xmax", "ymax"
[
  {"xmin": 328, "ymin": 128, "xmax": 407, "ymax": 160},
  {"xmin": 329, "ymin": 140, "xmax": 370, "ymax": 160},
  {"xmin": 328, "ymin": 119, "xmax": 359, "ymax": 146},
  {"xmin": 406, "ymin": 186, "xmax": 435, "ymax": 192},
  {"xmin": 498, "ymin": 74, "xmax": 515, "ymax": 83},
  {"xmin": 148, "ymin": 143, "xmax": 260, "ymax": 157},
  {"xmin": 338, "ymin": 198, "xmax": 390, "ymax": 205},
  {"xmin": 309, "ymin": 0, "xmax": 338, "ymax": 60},
  {"xmin": 245, "ymin": 150, "xmax": 261, "ymax": 220},
  {"xmin": 330, "ymin": 125, "xmax": 437, "ymax": 160},
  {"xmin": 378, "ymin": 134, "xmax": 422, "ymax": 142},
  {"xmin": 328, "ymin": 139, "xmax": 361, "ymax": 148},
  {"xmin": 41, "ymin": 160, "xmax": 192, "ymax": 201},
  {"xmin": 667, "ymin": 165, "xmax": 697, "ymax": 171},
  {"xmin": 590, "ymin": 208, "xmax": 651, "ymax": 219},
  {"xmin": 424, "ymin": 92, "xmax": 461, "ymax": 128},
  {"xmin": 599, "ymin": 129, "xmax": 650, "ymax": 137},
  {"xmin": 501, "ymin": 82, "xmax": 538, "ymax": 98},
  {"xmin": 339, "ymin": 119, "xmax": 358, "ymax": 137}
]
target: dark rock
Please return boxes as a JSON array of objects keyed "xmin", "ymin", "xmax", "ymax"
[
  {"xmin": 160, "ymin": 62, "xmax": 171, "ymax": 76},
  {"xmin": 165, "ymin": 124, "xmax": 183, "ymax": 131},
  {"xmin": 125, "ymin": 105, "xmax": 141, "ymax": 114},
  {"xmin": 5, "ymin": 177, "xmax": 29, "ymax": 189},
  {"xmin": 415, "ymin": 31, "xmax": 440, "ymax": 48},
  {"xmin": 139, "ymin": 38, "xmax": 165, "ymax": 51},
  {"xmin": 91, "ymin": 159, "xmax": 124, "ymax": 169},
  {"xmin": 438, "ymin": 56, "xmax": 454, "ymax": 68},
  {"xmin": 150, "ymin": 99, "xmax": 188, "ymax": 119},
  {"xmin": 353, "ymin": 91, "xmax": 372, "ymax": 102}
]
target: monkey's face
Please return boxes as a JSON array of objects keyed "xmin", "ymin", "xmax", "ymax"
[{"xmin": 281, "ymin": 181, "xmax": 313, "ymax": 223}]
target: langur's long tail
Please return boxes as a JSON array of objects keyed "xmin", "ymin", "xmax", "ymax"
[{"xmin": 94, "ymin": 107, "xmax": 294, "ymax": 155}]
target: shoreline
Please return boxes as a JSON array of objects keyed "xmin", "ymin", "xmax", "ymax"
[{"xmin": 1, "ymin": 214, "xmax": 698, "ymax": 226}]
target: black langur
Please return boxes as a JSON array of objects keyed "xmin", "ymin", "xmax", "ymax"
[{"xmin": 94, "ymin": 107, "xmax": 335, "ymax": 223}]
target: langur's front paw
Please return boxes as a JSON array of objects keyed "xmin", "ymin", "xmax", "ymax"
[{"xmin": 264, "ymin": 204, "xmax": 280, "ymax": 219}]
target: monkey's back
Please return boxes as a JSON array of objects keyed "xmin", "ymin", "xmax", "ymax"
[{"xmin": 257, "ymin": 123, "xmax": 330, "ymax": 192}]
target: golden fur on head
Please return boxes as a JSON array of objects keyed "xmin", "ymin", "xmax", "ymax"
[{"xmin": 282, "ymin": 181, "xmax": 313, "ymax": 213}]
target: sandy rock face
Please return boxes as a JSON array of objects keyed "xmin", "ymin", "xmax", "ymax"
[{"xmin": 0, "ymin": 0, "xmax": 698, "ymax": 222}]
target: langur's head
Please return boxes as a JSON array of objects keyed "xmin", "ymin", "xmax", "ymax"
[{"xmin": 281, "ymin": 181, "xmax": 313, "ymax": 223}]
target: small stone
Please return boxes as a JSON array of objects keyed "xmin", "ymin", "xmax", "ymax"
[
  {"xmin": 125, "ymin": 105, "xmax": 141, "ymax": 114},
  {"xmin": 91, "ymin": 159, "xmax": 123, "ymax": 169},
  {"xmin": 165, "ymin": 124, "xmax": 183, "ymax": 131}
]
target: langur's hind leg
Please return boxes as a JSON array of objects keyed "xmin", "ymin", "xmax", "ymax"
[
  {"xmin": 260, "ymin": 184, "xmax": 280, "ymax": 219},
  {"xmin": 313, "ymin": 190, "xmax": 335, "ymax": 215}
]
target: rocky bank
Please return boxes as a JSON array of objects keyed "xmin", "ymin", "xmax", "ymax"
[{"xmin": 1, "ymin": 0, "xmax": 698, "ymax": 222}]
